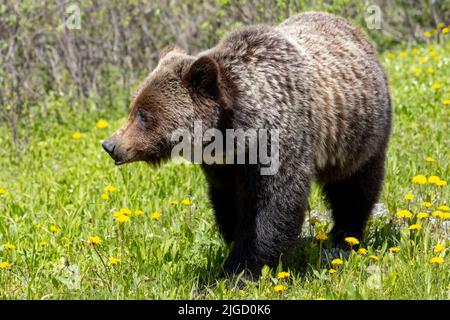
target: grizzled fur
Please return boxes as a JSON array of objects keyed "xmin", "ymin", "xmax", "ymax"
[{"xmin": 103, "ymin": 12, "xmax": 392, "ymax": 278}]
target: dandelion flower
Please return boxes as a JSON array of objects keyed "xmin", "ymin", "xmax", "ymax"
[
  {"xmin": 422, "ymin": 201, "xmax": 432, "ymax": 208},
  {"xmin": 151, "ymin": 212, "xmax": 161, "ymax": 221},
  {"xmin": 387, "ymin": 53, "xmax": 396, "ymax": 59},
  {"xmin": 274, "ymin": 284, "xmax": 286, "ymax": 293},
  {"xmin": 417, "ymin": 212, "xmax": 429, "ymax": 219},
  {"xmin": 396, "ymin": 210, "xmax": 413, "ymax": 219},
  {"xmin": 442, "ymin": 99, "xmax": 450, "ymax": 105},
  {"xmin": 434, "ymin": 56, "xmax": 441, "ymax": 61},
  {"xmin": 389, "ymin": 247, "xmax": 401, "ymax": 254},
  {"xmin": 412, "ymin": 67, "xmax": 421, "ymax": 75},
  {"xmin": 101, "ymin": 193, "xmax": 109, "ymax": 200},
  {"xmin": 369, "ymin": 255, "xmax": 379, "ymax": 262},
  {"xmin": 438, "ymin": 22, "xmax": 445, "ymax": 28},
  {"xmin": 404, "ymin": 193, "xmax": 414, "ymax": 201},
  {"xmin": 169, "ymin": 200, "xmax": 178, "ymax": 205},
  {"xmin": 437, "ymin": 205, "xmax": 450, "ymax": 212},
  {"xmin": 97, "ymin": 119, "xmax": 108, "ymax": 129},
  {"xmin": 72, "ymin": 132, "xmax": 81, "ymax": 139},
  {"xmin": 429, "ymin": 51, "xmax": 436, "ymax": 57},
  {"xmin": 0, "ymin": 188, "xmax": 6, "ymax": 195},
  {"xmin": 426, "ymin": 67, "xmax": 434, "ymax": 74},
  {"xmin": 115, "ymin": 214, "xmax": 130, "ymax": 223},
  {"xmin": 432, "ymin": 211, "xmax": 444, "ymax": 219},
  {"xmin": 38, "ymin": 241, "xmax": 48, "ymax": 247},
  {"xmin": 434, "ymin": 244, "xmax": 445, "ymax": 254},
  {"xmin": 3, "ymin": 243, "xmax": 16, "ymax": 250},
  {"xmin": 315, "ymin": 232, "xmax": 328, "ymax": 241},
  {"xmin": 436, "ymin": 180, "xmax": 447, "ymax": 187},
  {"xmin": 328, "ymin": 268, "xmax": 337, "ymax": 274},
  {"xmin": 331, "ymin": 258, "xmax": 343, "ymax": 266},
  {"xmin": 357, "ymin": 248, "xmax": 368, "ymax": 255},
  {"xmin": 104, "ymin": 185, "xmax": 117, "ymax": 193},
  {"xmin": 412, "ymin": 175, "xmax": 427, "ymax": 185},
  {"xmin": 50, "ymin": 225, "xmax": 60, "ymax": 234},
  {"xmin": 431, "ymin": 83, "xmax": 441, "ymax": 90},
  {"xmin": 419, "ymin": 57, "xmax": 426, "ymax": 64},
  {"xmin": 134, "ymin": 210, "xmax": 144, "ymax": 216},
  {"xmin": 408, "ymin": 224, "xmax": 422, "ymax": 231},
  {"xmin": 87, "ymin": 236, "xmax": 102, "ymax": 246},
  {"xmin": 443, "ymin": 27, "xmax": 449, "ymax": 34},
  {"xmin": 108, "ymin": 257, "xmax": 121, "ymax": 266},
  {"xmin": 0, "ymin": 262, "xmax": 11, "ymax": 270},
  {"xmin": 400, "ymin": 51, "xmax": 407, "ymax": 57},
  {"xmin": 181, "ymin": 198, "xmax": 191, "ymax": 205},
  {"xmin": 430, "ymin": 257, "xmax": 444, "ymax": 265},
  {"xmin": 423, "ymin": 31, "xmax": 431, "ymax": 38},
  {"xmin": 119, "ymin": 208, "xmax": 132, "ymax": 215},
  {"xmin": 277, "ymin": 271, "xmax": 290, "ymax": 279},
  {"xmin": 344, "ymin": 237, "xmax": 359, "ymax": 246},
  {"xmin": 428, "ymin": 176, "xmax": 441, "ymax": 184}
]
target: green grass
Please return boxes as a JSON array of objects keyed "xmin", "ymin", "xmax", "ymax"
[{"xmin": 0, "ymin": 41, "xmax": 449, "ymax": 300}]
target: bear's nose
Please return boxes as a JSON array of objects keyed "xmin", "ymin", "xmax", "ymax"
[{"xmin": 102, "ymin": 137, "xmax": 116, "ymax": 155}]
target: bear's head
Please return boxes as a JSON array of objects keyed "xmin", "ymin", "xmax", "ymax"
[{"xmin": 102, "ymin": 45, "xmax": 234, "ymax": 165}]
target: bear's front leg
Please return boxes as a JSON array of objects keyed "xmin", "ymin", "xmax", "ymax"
[{"xmin": 222, "ymin": 162, "xmax": 312, "ymax": 279}]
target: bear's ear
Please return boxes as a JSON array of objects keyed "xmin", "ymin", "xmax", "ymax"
[
  {"xmin": 183, "ymin": 56, "xmax": 220, "ymax": 98},
  {"xmin": 158, "ymin": 44, "xmax": 184, "ymax": 61}
]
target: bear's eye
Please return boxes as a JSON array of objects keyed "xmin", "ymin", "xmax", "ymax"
[{"xmin": 136, "ymin": 108, "xmax": 148, "ymax": 123}]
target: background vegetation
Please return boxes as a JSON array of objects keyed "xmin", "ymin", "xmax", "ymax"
[{"xmin": 0, "ymin": 0, "xmax": 448, "ymax": 299}]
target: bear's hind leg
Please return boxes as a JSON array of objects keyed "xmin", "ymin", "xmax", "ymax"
[{"xmin": 324, "ymin": 152, "xmax": 386, "ymax": 243}]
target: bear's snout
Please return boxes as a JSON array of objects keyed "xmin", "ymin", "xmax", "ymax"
[{"xmin": 102, "ymin": 137, "xmax": 124, "ymax": 165}]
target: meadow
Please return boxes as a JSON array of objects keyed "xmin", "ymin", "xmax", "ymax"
[{"xmin": 0, "ymin": 32, "xmax": 449, "ymax": 300}]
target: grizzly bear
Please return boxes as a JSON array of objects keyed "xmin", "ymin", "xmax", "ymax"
[{"xmin": 102, "ymin": 12, "xmax": 392, "ymax": 278}]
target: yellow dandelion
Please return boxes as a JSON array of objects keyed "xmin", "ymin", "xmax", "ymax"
[
  {"xmin": 425, "ymin": 157, "xmax": 435, "ymax": 162},
  {"xmin": 277, "ymin": 271, "xmax": 290, "ymax": 279},
  {"xmin": 115, "ymin": 214, "xmax": 130, "ymax": 223},
  {"xmin": 3, "ymin": 243, "xmax": 16, "ymax": 250},
  {"xmin": 134, "ymin": 210, "xmax": 144, "ymax": 216},
  {"xmin": 151, "ymin": 212, "xmax": 161, "ymax": 221},
  {"xmin": 428, "ymin": 176, "xmax": 441, "ymax": 184},
  {"xmin": 434, "ymin": 56, "xmax": 441, "ymax": 62},
  {"xmin": 38, "ymin": 241, "xmax": 48, "ymax": 247},
  {"xmin": 274, "ymin": 285, "xmax": 286, "ymax": 293},
  {"xmin": 328, "ymin": 268, "xmax": 337, "ymax": 274},
  {"xmin": 72, "ymin": 132, "xmax": 81, "ymax": 139},
  {"xmin": 50, "ymin": 225, "xmax": 60, "ymax": 234},
  {"xmin": 389, "ymin": 247, "xmax": 401, "ymax": 254},
  {"xmin": 417, "ymin": 212, "xmax": 429, "ymax": 219},
  {"xmin": 0, "ymin": 188, "xmax": 6, "ymax": 195},
  {"xmin": 423, "ymin": 31, "xmax": 431, "ymax": 38},
  {"xmin": 331, "ymin": 258, "xmax": 343, "ymax": 266},
  {"xmin": 434, "ymin": 244, "xmax": 445, "ymax": 254},
  {"xmin": 412, "ymin": 67, "xmax": 421, "ymax": 76},
  {"xmin": 96, "ymin": 119, "xmax": 108, "ymax": 129},
  {"xmin": 419, "ymin": 57, "xmax": 426, "ymax": 64},
  {"xmin": 412, "ymin": 175, "xmax": 427, "ymax": 185},
  {"xmin": 438, "ymin": 22, "xmax": 445, "ymax": 28},
  {"xmin": 87, "ymin": 236, "xmax": 102, "ymax": 246},
  {"xmin": 437, "ymin": 205, "xmax": 450, "ymax": 212},
  {"xmin": 315, "ymin": 232, "xmax": 328, "ymax": 241},
  {"xmin": 443, "ymin": 27, "xmax": 449, "ymax": 34},
  {"xmin": 432, "ymin": 211, "xmax": 444, "ymax": 219},
  {"xmin": 408, "ymin": 224, "xmax": 422, "ymax": 231},
  {"xmin": 396, "ymin": 210, "xmax": 413, "ymax": 219},
  {"xmin": 412, "ymin": 48, "xmax": 419, "ymax": 54},
  {"xmin": 430, "ymin": 257, "xmax": 444, "ymax": 265},
  {"xmin": 308, "ymin": 217, "xmax": 320, "ymax": 225},
  {"xmin": 442, "ymin": 99, "xmax": 450, "ymax": 105},
  {"xmin": 400, "ymin": 51, "xmax": 407, "ymax": 57},
  {"xmin": 344, "ymin": 237, "xmax": 359, "ymax": 246},
  {"xmin": 426, "ymin": 67, "xmax": 434, "ymax": 74},
  {"xmin": 432, "ymin": 83, "xmax": 441, "ymax": 90},
  {"xmin": 422, "ymin": 201, "xmax": 432, "ymax": 208},
  {"xmin": 112, "ymin": 211, "xmax": 122, "ymax": 218},
  {"xmin": 181, "ymin": 198, "xmax": 191, "ymax": 205},
  {"xmin": 101, "ymin": 193, "xmax": 109, "ymax": 200},
  {"xmin": 108, "ymin": 257, "xmax": 121, "ymax": 266},
  {"xmin": 0, "ymin": 262, "xmax": 11, "ymax": 270},
  {"xmin": 104, "ymin": 185, "xmax": 117, "ymax": 193},
  {"xmin": 444, "ymin": 212, "xmax": 450, "ymax": 220},
  {"xmin": 369, "ymin": 255, "xmax": 379, "ymax": 262},
  {"xmin": 405, "ymin": 193, "xmax": 414, "ymax": 201},
  {"xmin": 119, "ymin": 208, "xmax": 132, "ymax": 215},
  {"xmin": 169, "ymin": 200, "xmax": 179, "ymax": 205},
  {"xmin": 357, "ymin": 248, "xmax": 368, "ymax": 255},
  {"xmin": 387, "ymin": 53, "xmax": 396, "ymax": 59},
  {"xmin": 436, "ymin": 180, "xmax": 447, "ymax": 187},
  {"xmin": 429, "ymin": 51, "xmax": 436, "ymax": 57}
]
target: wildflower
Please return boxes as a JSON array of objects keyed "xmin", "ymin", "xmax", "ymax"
[
  {"xmin": 87, "ymin": 236, "xmax": 102, "ymax": 246},
  {"xmin": 315, "ymin": 232, "xmax": 328, "ymax": 241},
  {"xmin": 38, "ymin": 241, "xmax": 48, "ymax": 247},
  {"xmin": 331, "ymin": 258, "xmax": 343, "ymax": 266},
  {"xmin": 432, "ymin": 211, "xmax": 444, "ymax": 219},
  {"xmin": 0, "ymin": 188, "xmax": 6, "ymax": 195},
  {"xmin": 412, "ymin": 48, "xmax": 419, "ymax": 54},
  {"xmin": 277, "ymin": 271, "xmax": 290, "ymax": 279},
  {"xmin": 430, "ymin": 257, "xmax": 444, "ymax": 265},
  {"xmin": 436, "ymin": 180, "xmax": 447, "ymax": 187},
  {"xmin": 101, "ymin": 193, "xmax": 109, "ymax": 200},
  {"xmin": 408, "ymin": 224, "xmax": 422, "ymax": 231},
  {"xmin": 438, "ymin": 205, "xmax": 450, "ymax": 212},
  {"xmin": 307, "ymin": 217, "xmax": 320, "ymax": 225},
  {"xmin": 0, "ymin": 262, "xmax": 11, "ymax": 270},
  {"xmin": 426, "ymin": 67, "xmax": 434, "ymax": 74},
  {"xmin": 434, "ymin": 56, "xmax": 441, "ymax": 62},
  {"xmin": 438, "ymin": 22, "xmax": 445, "ymax": 28},
  {"xmin": 314, "ymin": 297, "xmax": 326, "ymax": 300},
  {"xmin": 429, "ymin": 51, "xmax": 436, "ymax": 57},
  {"xmin": 344, "ymin": 237, "xmax": 359, "ymax": 246},
  {"xmin": 412, "ymin": 175, "xmax": 427, "ymax": 185},
  {"xmin": 274, "ymin": 285, "xmax": 286, "ymax": 293},
  {"xmin": 389, "ymin": 247, "xmax": 401, "ymax": 254},
  {"xmin": 428, "ymin": 176, "xmax": 441, "ymax": 184},
  {"xmin": 119, "ymin": 208, "xmax": 132, "ymax": 215},
  {"xmin": 181, "ymin": 198, "xmax": 191, "ymax": 205},
  {"xmin": 400, "ymin": 51, "xmax": 407, "ymax": 57},
  {"xmin": 417, "ymin": 212, "xmax": 429, "ymax": 219},
  {"xmin": 444, "ymin": 212, "xmax": 450, "ymax": 220},
  {"xmin": 115, "ymin": 214, "xmax": 130, "ymax": 223},
  {"xmin": 108, "ymin": 257, "xmax": 120, "ymax": 266},
  {"xmin": 422, "ymin": 201, "xmax": 432, "ymax": 208},
  {"xmin": 443, "ymin": 27, "xmax": 449, "ymax": 34},
  {"xmin": 3, "ymin": 243, "xmax": 16, "ymax": 250},
  {"xmin": 50, "ymin": 225, "xmax": 60, "ymax": 234},
  {"xmin": 404, "ymin": 193, "xmax": 414, "ymax": 201},
  {"xmin": 134, "ymin": 210, "xmax": 144, "ymax": 216},
  {"xmin": 97, "ymin": 119, "xmax": 108, "ymax": 129},
  {"xmin": 412, "ymin": 67, "xmax": 421, "ymax": 75},
  {"xmin": 104, "ymin": 185, "xmax": 117, "ymax": 193},
  {"xmin": 396, "ymin": 210, "xmax": 413, "ymax": 219},
  {"xmin": 442, "ymin": 99, "xmax": 450, "ymax": 105},
  {"xmin": 419, "ymin": 57, "xmax": 426, "ymax": 64},
  {"xmin": 369, "ymin": 255, "xmax": 379, "ymax": 262},
  {"xmin": 72, "ymin": 132, "xmax": 81, "ymax": 139},
  {"xmin": 431, "ymin": 83, "xmax": 441, "ymax": 90},
  {"xmin": 328, "ymin": 268, "xmax": 337, "ymax": 274},
  {"xmin": 423, "ymin": 31, "xmax": 431, "ymax": 38},
  {"xmin": 434, "ymin": 244, "xmax": 445, "ymax": 254},
  {"xmin": 169, "ymin": 200, "xmax": 178, "ymax": 205},
  {"xmin": 357, "ymin": 248, "xmax": 368, "ymax": 255},
  {"xmin": 387, "ymin": 53, "xmax": 396, "ymax": 59},
  {"xmin": 151, "ymin": 212, "xmax": 161, "ymax": 221}
]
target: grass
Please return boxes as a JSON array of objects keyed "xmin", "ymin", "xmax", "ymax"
[{"xmin": 0, "ymin": 39, "xmax": 449, "ymax": 300}]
